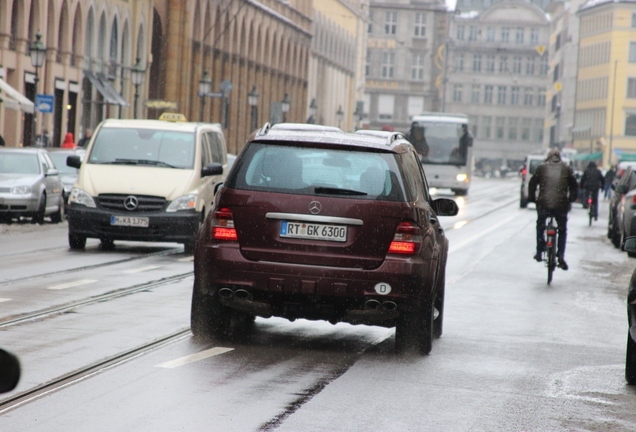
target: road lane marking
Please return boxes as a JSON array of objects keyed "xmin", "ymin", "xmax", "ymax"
[
  {"xmin": 123, "ymin": 265, "xmax": 161, "ymax": 274},
  {"xmin": 178, "ymin": 256, "xmax": 194, "ymax": 262},
  {"xmin": 0, "ymin": 298, "xmax": 11, "ymax": 303},
  {"xmin": 452, "ymin": 220, "xmax": 468, "ymax": 230},
  {"xmin": 155, "ymin": 347, "xmax": 234, "ymax": 368},
  {"xmin": 448, "ymin": 214, "xmax": 517, "ymax": 255},
  {"xmin": 47, "ymin": 279, "xmax": 98, "ymax": 290}
]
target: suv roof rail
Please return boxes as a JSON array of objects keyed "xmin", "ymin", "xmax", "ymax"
[
  {"xmin": 257, "ymin": 122, "xmax": 272, "ymax": 137},
  {"xmin": 387, "ymin": 132, "xmax": 406, "ymax": 146}
]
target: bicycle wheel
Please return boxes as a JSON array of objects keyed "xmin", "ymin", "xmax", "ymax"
[{"xmin": 547, "ymin": 246, "xmax": 555, "ymax": 284}]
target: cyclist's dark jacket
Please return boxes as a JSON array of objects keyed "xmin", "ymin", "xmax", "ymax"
[
  {"xmin": 580, "ymin": 161, "xmax": 605, "ymax": 192},
  {"xmin": 528, "ymin": 153, "xmax": 578, "ymax": 212}
]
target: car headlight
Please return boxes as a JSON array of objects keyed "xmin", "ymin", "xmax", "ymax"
[
  {"xmin": 69, "ymin": 187, "xmax": 96, "ymax": 208},
  {"xmin": 166, "ymin": 194, "xmax": 198, "ymax": 212},
  {"xmin": 11, "ymin": 186, "xmax": 32, "ymax": 195},
  {"xmin": 456, "ymin": 173, "xmax": 469, "ymax": 182}
]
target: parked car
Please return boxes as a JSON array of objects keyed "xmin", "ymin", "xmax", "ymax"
[
  {"xmin": 617, "ymin": 187, "xmax": 636, "ymax": 256},
  {"xmin": 0, "ymin": 147, "xmax": 65, "ymax": 224},
  {"xmin": 519, "ymin": 154, "xmax": 546, "ymax": 208},
  {"xmin": 622, "ymin": 236, "xmax": 636, "ymax": 384},
  {"xmin": 66, "ymin": 116, "xmax": 228, "ymax": 252},
  {"xmin": 191, "ymin": 123, "xmax": 459, "ymax": 355},
  {"xmin": 48, "ymin": 147, "xmax": 86, "ymax": 210},
  {"xmin": 608, "ymin": 167, "xmax": 636, "ymax": 248}
]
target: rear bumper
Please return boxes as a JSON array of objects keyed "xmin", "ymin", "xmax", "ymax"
[
  {"xmin": 67, "ymin": 205, "xmax": 200, "ymax": 243},
  {"xmin": 194, "ymin": 243, "xmax": 438, "ymax": 325}
]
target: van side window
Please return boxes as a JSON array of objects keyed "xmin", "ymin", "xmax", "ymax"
[
  {"xmin": 206, "ymin": 132, "xmax": 223, "ymax": 164},
  {"xmin": 201, "ymin": 133, "xmax": 213, "ymax": 168}
]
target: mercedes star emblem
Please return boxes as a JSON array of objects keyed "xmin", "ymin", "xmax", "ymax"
[
  {"xmin": 124, "ymin": 195, "xmax": 139, "ymax": 211},
  {"xmin": 308, "ymin": 201, "xmax": 322, "ymax": 214}
]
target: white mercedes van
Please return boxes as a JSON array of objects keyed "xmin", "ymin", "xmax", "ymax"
[{"xmin": 66, "ymin": 117, "xmax": 228, "ymax": 252}]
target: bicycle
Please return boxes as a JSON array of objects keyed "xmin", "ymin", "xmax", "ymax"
[
  {"xmin": 544, "ymin": 216, "xmax": 557, "ymax": 285},
  {"xmin": 587, "ymin": 190, "xmax": 597, "ymax": 226}
]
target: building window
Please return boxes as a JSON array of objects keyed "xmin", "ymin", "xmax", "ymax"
[
  {"xmin": 473, "ymin": 54, "xmax": 482, "ymax": 72},
  {"xmin": 511, "ymin": 86, "xmax": 520, "ymax": 105},
  {"xmin": 508, "ymin": 118, "xmax": 518, "ymax": 140},
  {"xmin": 414, "ymin": 13, "xmax": 426, "ymax": 37},
  {"xmin": 524, "ymin": 87, "xmax": 533, "ymax": 105},
  {"xmin": 555, "ymin": 33, "xmax": 561, "ymax": 51},
  {"xmin": 378, "ymin": 94, "xmax": 394, "ymax": 120},
  {"xmin": 382, "ymin": 52, "xmax": 395, "ymax": 78},
  {"xmin": 530, "ymin": 28, "xmax": 539, "ymax": 44},
  {"xmin": 632, "ymin": 13, "xmax": 636, "ymax": 28},
  {"xmin": 526, "ymin": 57, "xmax": 535, "ymax": 75},
  {"xmin": 537, "ymin": 88, "xmax": 546, "ymax": 106},
  {"xmin": 497, "ymin": 86, "xmax": 507, "ymax": 104},
  {"xmin": 540, "ymin": 57, "xmax": 549, "ymax": 75},
  {"xmin": 626, "ymin": 113, "xmax": 636, "ymax": 136},
  {"xmin": 499, "ymin": 56, "xmax": 508, "ymax": 73},
  {"xmin": 551, "ymin": 95, "xmax": 559, "ymax": 112},
  {"xmin": 515, "ymin": 27, "xmax": 524, "ymax": 44},
  {"xmin": 385, "ymin": 11, "xmax": 397, "ymax": 35},
  {"xmin": 553, "ymin": 63, "xmax": 560, "ymax": 82},
  {"xmin": 513, "ymin": 56, "xmax": 522, "ymax": 73},
  {"xmin": 368, "ymin": 11, "xmax": 374, "ymax": 33},
  {"xmin": 469, "ymin": 116, "xmax": 478, "ymax": 137},
  {"xmin": 481, "ymin": 116, "xmax": 491, "ymax": 139},
  {"xmin": 486, "ymin": 27, "xmax": 495, "ymax": 41},
  {"xmin": 501, "ymin": 27, "xmax": 510, "ymax": 43},
  {"xmin": 484, "ymin": 85, "xmax": 493, "ymax": 103},
  {"xmin": 453, "ymin": 84, "xmax": 463, "ymax": 102},
  {"xmin": 496, "ymin": 117, "xmax": 505, "ymax": 139},
  {"xmin": 628, "ymin": 78, "xmax": 636, "ymax": 98},
  {"xmin": 471, "ymin": 84, "xmax": 480, "ymax": 103},
  {"xmin": 534, "ymin": 118, "xmax": 544, "ymax": 142},
  {"xmin": 412, "ymin": 54, "xmax": 424, "ymax": 80},
  {"xmin": 486, "ymin": 55, "xmax": 495, "ymax": 72},
  {"xmin": 522, "ymin": 118, "xmax": 531, "ymax": 140},
  {"xmin": 469, "ymin": 26, "xmax": 478, "ymax": 41},
  {"xmin": 366, "ymin": 49, "xmax": 371, "ymax": 77},
  {"xmin": 630, "ymin": 42, "xmax": 636, "ymax": 63},
  {"xmin": 455, "ymin": 53, "xmax": 464, "ymax": 71},
  {"xmin": 457, "ymin": 25, "xmax": 465, "ymax": 41},
  {"xmin": 408, "ymin": 96, "xmax": 424, "ymax": 119}
]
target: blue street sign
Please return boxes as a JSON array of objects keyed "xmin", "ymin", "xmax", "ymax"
[{"xmin": 35, "ymin": 94, "xmax": 54, "ymax": 113}]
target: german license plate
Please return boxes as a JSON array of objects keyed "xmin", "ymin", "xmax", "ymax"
[
  {"xmin": 110, "ymin": 215, "xmax": 149, "ymax": 227},
  {"xmin": 280, "ymin": 221, "xmax": 347, "ymax": 242}
]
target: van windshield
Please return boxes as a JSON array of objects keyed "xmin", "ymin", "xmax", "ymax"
[{"xmin": 87, "ymin": 127, "xmax": 195, "ymax": 169}]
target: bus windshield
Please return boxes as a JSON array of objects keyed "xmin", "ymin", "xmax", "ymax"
[{"xmin": 409, "ymin": 121, "xmax": 472, "ymax": 166}]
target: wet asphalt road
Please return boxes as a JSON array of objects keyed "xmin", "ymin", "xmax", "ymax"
[{"xmin": 0, "ymin": 177, "xmax": 635, "ymax": 431}]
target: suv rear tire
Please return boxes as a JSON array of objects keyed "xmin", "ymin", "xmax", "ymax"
[
  {"xmin": 626, "ymin": 331, "xmax": 636, "ymax": 385},
  {"xmin": 190, "ymin": 281, "xmax": 231, "ymax": 340},
  {"xmin": 395, "ymin": 298, "xmax": 434, "ymax": 355}
]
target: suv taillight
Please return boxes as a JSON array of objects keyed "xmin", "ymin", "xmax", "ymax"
[
  {"xmin": 388, "ymin": 222, "xmax": 422, "ymax": 255},
  {"xmin": 211, "ymin": 207, "xmax": 237, "ymax": 241}
]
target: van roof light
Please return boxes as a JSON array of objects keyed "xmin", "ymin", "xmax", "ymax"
[{"xmin": 159, "ymin": 112, "xmax": 187, "ymax": 122}]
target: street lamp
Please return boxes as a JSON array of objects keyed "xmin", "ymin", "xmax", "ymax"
[
  {"xmin": 198, "ymin": 70, "xmax": 212, "ymax": 122},
  {"xmin": 336, "ymin": 105, "xmax": 344, "ymax": 129},
  {"xmin": 29, "ymin": 31, "xmax": 46, "ymax": 146},
  {"xmin": 281, "ymin": 93, "xmax": 291, "ymax": 122},
  {"xmin": 307, "ymin": 98, "xmax": 317, "ymax": 124},
  {"xmin": 248, "ymin": 85, "xmax": 259, "ymax": 131},
  {"xmin": 131, "ymin": 58, "xmax": 146, "ymax": 119}
]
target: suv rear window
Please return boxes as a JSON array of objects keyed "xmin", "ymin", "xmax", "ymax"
[{"xmin": 226, "ymin": 143, "xmax": 407, "ymax": 201}]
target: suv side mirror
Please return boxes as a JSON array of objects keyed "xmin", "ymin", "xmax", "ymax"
[
  {"xmin": 433, "ymin": 198, "xmax": 459, "ymax": 217},
  {"xmin": 624, "ymin": 237, "xmax": 636, "ymax": 253},
  {"xmin": 67, "ymin": 155, "xmax": 82, "ymax": 169},
  {"xmin": 0, "ymin": 348, "xmax": 20, "ymax": 393},
  {"xmin": 616, "ymin": 184, "xmax": 628, "ymax": 195},
  {"xmin": 201, "ymin": 162, "xmax": 223, "ymax": 178}
]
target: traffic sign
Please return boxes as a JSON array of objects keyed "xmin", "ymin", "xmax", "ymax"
[
  {"xmin": 536, "ymin": 45, "xmax": 546, "ymax": 55},
  {"xmin": 35, "ymin": 94, "xmax": 54, "ymax": 113}
]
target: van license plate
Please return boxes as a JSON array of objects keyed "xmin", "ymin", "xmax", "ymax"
[
  {"xmin": 280, "ymin": 221, "xmax": 347, "ymax": 242},
  {"xmin": 110, "ymin": 216, "xmax": 149, "ymax": 227}
]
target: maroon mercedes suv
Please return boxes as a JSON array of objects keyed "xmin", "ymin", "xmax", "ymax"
[{"xmin": 191, "ymin": 124, "xmax": 458, "ymax": 354}]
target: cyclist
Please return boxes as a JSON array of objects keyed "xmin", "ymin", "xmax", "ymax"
[
  {"xmin": 580, "ymin": 161, "xmax": 605, "ymax": 220},
  {"xmin": 528, "ymin": 148, "xmax": 579, "ymax": 270}
]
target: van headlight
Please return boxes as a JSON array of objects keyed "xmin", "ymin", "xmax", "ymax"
[
  {"xmin": 11, "ymin": 186, "xmax": 32, "ymax": 195},
  {"xmin": 166, "ymin": 194, "xmax": 198, "ymax": 212},
  {"xmin": 69, "ymin": 187, "xmax": 96, "ymax": 208},
  {"xmin": 456, "ymin": 173, "xmax": 469, "ymax": 182}
]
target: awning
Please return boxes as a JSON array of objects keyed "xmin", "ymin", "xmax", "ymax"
[
  {"xmin": 570, "ymin": 152, "xmax": 603, "ymax": 161},
  {"xmin": 0, "ymin": 78, "xmax": 35, "ymax": 114},
  {"xmin": 85, "ymin": 71, "xmax": 128, "ymax": 106},
  {"xmin": 0, "ymin": 94, "xmax": 21, "ymax": 111},
  {"xmin": 618, "ymin": 153, "xmax": 636, "ymax": 162}
]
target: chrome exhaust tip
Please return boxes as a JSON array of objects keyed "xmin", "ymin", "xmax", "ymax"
[
  {"xmin": 381, "ymin": 301, "xmax": 397, "ymax": 312},
  {"xmin": 218, "ymin": 288, "xmax": 234, "ymax": 299},
  {"xmin": 234, "ymin": 289, "xmax": 251, "ymax": 300},
  {"xmin": 365, "ymin": 299, "xmax": 381, "ymax": 310}
]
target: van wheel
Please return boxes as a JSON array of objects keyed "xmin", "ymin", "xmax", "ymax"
[{"xmin": 69, "ymin": 233, "xmax": 87, "ymax": 250}]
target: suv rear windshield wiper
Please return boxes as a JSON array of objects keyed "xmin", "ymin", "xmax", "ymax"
[
  {"xmin": 314, "ymin": 186, "xmax": 367, "ymax": 196},
  {"xmin": 103, "ymin": 159, "xmax": 177, "ymax": 168}
]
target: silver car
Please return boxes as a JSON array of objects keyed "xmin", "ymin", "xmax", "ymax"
[
  {"xmin": 0, "ymin": 147, "xmax": 65, "ymax": 224},
  {"xmin": 47, "ymin": 148, "xmax": 86, "ymax": 210}
]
